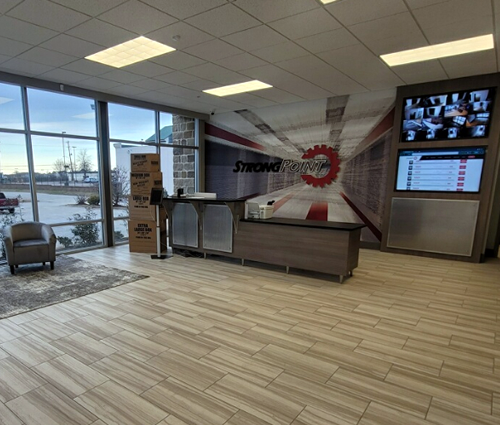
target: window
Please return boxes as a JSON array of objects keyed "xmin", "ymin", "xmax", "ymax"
[
  {"xmin": 31, "ymin": 136, "xmax": 102, "ymax": 225},
  {"xmin": 109, "ymin": 103, "xmax": 155, "ymax": 142},
  {"xmin": 27, "ymin": 89, "xmax": 97, "ymax": 137},
  {"xmin": 0, "ymin": 82, "xmax": 24, "ymax": 130}
]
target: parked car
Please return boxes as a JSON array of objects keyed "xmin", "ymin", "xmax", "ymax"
[
  {"xmin": 0, "ymin": 193, "xmax": 19, "ymax": 214},
  {"xmin": 83, "ymin": 177, "xmax": 99, "ymax": 183}
]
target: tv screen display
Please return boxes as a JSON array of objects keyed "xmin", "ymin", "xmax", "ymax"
[
  {"xmin": 402, "ymin": 88, "xmax": 495, "ymax": 142},
  {"xmin": 396, "ymin": 147, "xmax": 486, "ymax": 192}
]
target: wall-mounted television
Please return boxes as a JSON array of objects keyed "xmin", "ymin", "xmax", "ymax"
[
  {"xmin": 396, "ymin": 147, "xmax": 486, "ymax": 193},
  {"xmin": 401, "ymin": 88, "xmax": 495, "ymax": 142}
]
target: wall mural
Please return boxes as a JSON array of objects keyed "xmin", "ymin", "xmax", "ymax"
[{"xmin": 205, "ymin": 90, "xmax": 396, "ymax": 243}]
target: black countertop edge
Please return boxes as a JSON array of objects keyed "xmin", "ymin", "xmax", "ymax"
[
  {"xmin": 163, "ymin": 197, "xmax": 245, "ymax": 203},
  {"xmin": 241, "ymin": 217, "xmax": 366, "ymax": 231}
]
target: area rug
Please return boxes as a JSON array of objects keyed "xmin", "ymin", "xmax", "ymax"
[{"xmin": 0, "ymin": 255, "xmax": 148, "ymax": 319}]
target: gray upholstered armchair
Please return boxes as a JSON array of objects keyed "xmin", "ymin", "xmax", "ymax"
[{"xmin": 2, "ymin": 222, "xmax": 56, "ymax": 275}]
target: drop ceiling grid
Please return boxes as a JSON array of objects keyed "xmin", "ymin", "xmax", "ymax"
[{"xmin": 0, "ymin": 0, "xmax": 497, "ymax": 113}]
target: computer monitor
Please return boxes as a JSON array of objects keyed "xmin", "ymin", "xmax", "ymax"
[{"xmin": 149, "ymin": 188, "xmax": 164, "ymax": 205}]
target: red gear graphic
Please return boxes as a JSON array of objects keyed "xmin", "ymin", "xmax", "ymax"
[{"xmin": 300, "ymin": 144, "xmax": 341, "ymax": 188}]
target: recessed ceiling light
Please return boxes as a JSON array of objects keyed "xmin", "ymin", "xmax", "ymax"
[
  {"xmin": 381, "ymin": 34, "xmax": 494, "ymax": 67},
  {"xmin": 320, "ymin": 0, "xmax": 339, "ymax": 4},
  {"xmin": 203, "ymin": 80, "xmax": 273, "ymax": 96},
  {"xmin": 0, "ymin": 97, "xmax": 13, "ymax": 105},
  {"xmin": 85, "ymin": 36, "xmax": 175, "ymax": 68}
]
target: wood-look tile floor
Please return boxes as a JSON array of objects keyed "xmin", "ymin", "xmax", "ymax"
[{"xmin": 1, "ymin": 246, "xmax": 500, "ymax": 425}]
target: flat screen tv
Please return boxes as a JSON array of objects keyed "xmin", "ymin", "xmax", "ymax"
[
  {"xmin": 401, "ymin": 88, "xmax": 495, "ymax": 142},
  {"xmin": 396, "ymin": 147, "xmax": 486, "ymax": 193}
]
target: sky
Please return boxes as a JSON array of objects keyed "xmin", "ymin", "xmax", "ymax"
[{"xmin": 0, "ymin": 82, "xmax": 173, "ymax": 174}]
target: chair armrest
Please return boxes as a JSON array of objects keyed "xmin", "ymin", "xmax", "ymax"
[{"xmin": 41, "ymin": 224, "xmax": 56, "ymax": 244}]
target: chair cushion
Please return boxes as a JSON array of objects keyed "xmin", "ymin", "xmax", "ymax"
[{"xmin": 14, "ymin": 239, "xmax": 48, "ymax": 249}]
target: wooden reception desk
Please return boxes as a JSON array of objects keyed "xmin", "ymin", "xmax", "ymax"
[{"xmin": 163, "ymin": 198, "xmax": 364, "ymax": 283}]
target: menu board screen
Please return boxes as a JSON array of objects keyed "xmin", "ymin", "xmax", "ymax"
[
  {"xmin": 396, "ymin": 147, "xmax": 486, "ymax": 192},
  {"xmin": 402, "ymin": 89, "xmax": 495, "ymax": 142}
]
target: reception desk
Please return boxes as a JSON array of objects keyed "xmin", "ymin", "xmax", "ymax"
[{"xmin": 163, "ymin": 197, "xmax": 364, "ymax": 282}]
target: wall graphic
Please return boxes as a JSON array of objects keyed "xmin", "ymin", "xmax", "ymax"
[{"xmin": 206, "ymin": 90, "xmax": 396, "ymax": 243}]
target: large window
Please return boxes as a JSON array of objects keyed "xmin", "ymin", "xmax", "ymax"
[
  {"xmin": 0, "ymin": 79, "xmax": 200, "ymax": 257},
  {"xmin": 0, "ymin": 82, "xmax": 24, "ymax": 130},
  {"xmin": 109, "ymin": 103, "xmax": 155, "ymax": 142}
]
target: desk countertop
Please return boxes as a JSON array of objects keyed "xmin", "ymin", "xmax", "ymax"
[
  {"xmin": 241, "ymin": 217, "xmax": 366, "ymax": 231},
  {"xmin": 163, "ymin": 197, "xmax": 245, "ymax": 203}
]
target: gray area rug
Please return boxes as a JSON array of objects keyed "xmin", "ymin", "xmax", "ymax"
[{"xmin": 0, "ymin": 255, "xmax": 148, "ymax": 319}]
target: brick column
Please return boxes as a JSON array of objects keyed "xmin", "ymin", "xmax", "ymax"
[{"xmin": 172, "ymin": 115, "xmax": 196, "ymax": 193}]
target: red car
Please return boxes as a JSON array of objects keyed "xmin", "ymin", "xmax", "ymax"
[{"xmin": 0, "ymin": 193, "xmax": 19, "ymax": 214}]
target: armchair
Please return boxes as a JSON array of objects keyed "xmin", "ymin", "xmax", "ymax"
[{"xmin": 2, "ymin": 222, "xmax": 56, "ymax": 275}]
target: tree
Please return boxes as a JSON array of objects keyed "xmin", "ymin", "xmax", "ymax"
[
  {"xmin": 111, "ymin": 166, "xmax": 130, "ymax": 207},
  {"xmin": 53, "ymin": 158, "xmax": 68, "ymax": 185},
  {"xmin": 77, "ymin": 150, "xmax": 93, "ymax": 180}
]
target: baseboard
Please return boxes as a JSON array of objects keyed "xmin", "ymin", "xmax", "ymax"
[{"xmin": 360, "ymin": 241, "xmax": 381, "ymax": 250}]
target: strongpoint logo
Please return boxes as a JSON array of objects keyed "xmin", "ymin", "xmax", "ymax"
[
  {"xmin": 301, "ymin": 145, "xmax": 341, "ymax": 188},
  {"xmin": 233, "ymin": 144, "xmax": 341, "ymax": 188}
]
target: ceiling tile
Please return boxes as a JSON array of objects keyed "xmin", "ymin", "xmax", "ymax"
[
  {"xmin": 147, "ymin": 21, "xmax": 213, "ymax": 50},
  {"xmin": 130, "ymin": 78, "xmax": 173, "ymax": 90},
  {"xmin": 214, "ymin": 53, "xmax": 267, "ymax": 72},
  {"xmin": 140, "ymin": 0, "xmax": 226, "ymax": 19},
  {"xmin": 100, "ymin": 69, "xmax": 145, "ymax": 84},
  {"xmin": 276, "ymin": 55, "xmax": 366, "ymax": 95},
  {"xmin": 0, "ymin": 57, "xmax": 54, "ymax": 76},
  {"xmin": 252, "ymin": 41, "xmax": 310, "ymax": 63},
  {"xmin": 295, "ymin": 28, "xmax": 359, "ymax": 54},
  {"xmin": 66, "ymin": 19, "xmax": 137, "ymax": 47},
  {"xmin": 98, "ymin": 0, "xmax": 177, "ymax": 34},
  {"xmin": 349, "ymin": 12, "xmax": 427, "ymax": 55},
  {"xmin": 184, "ymin": 39, "xmax": 244, "ymax": 61},
  {"xmin": 405, "ymin": 0, "xmax": 449, "ymax": 8},
  {"xmin": 78, "ymin": 76, "xmax": 122, "ymax": 90},
  {"xmin": 183, "ymin": 63, "xmax": 246, "ymax": 84},
  {"xmin": 226, "ymin": 93, "xmax": 277, "ymax": 108},
  {"xmin": 240, "ymin": 64, "xmax": 333, "ymax": 100},
  {"xmin": 125, "ymin": 60, "xmax": 174, "ymax": 77},
  {"xmin": 252, "ymin": 88, "xmax": 304, "ymax": 104},
  {"xmin": 180, "ymin": 79, "xmax": 219, "ymax": 91},
  {"xmin": 39, "ymin": 68, "xmax": 90, "ymax": 84},
  {"xmin": 7, "ymin": 0, "xmax": 89, "ymax": 32},
  {"xmin": 39, "ymin": 34, "xmax": 103, "ymax": 57},
  {"xmin": 440, "ymin": 50, "xmax": 497, "ymax": 79},
  {"xmin": 390, "ymin": 60, "xmax": 448, "ymax": 85},
  {"xmin": 154, "ymin": 71, "xmax": 200, "ymax": 85},
  {"xmin": 49, "ymin": 0, "xmax": 128, "ymax": 16},
  {"xmin": 0, "ymin": 36, "xmax": 32, "ymax": 56},
  {"xmin": 326, "ymin": 0, "xmax": 408, "ymax": 26},
  {"xmin": 235, "ymin": 0, "xmax": 320, "ymax": 23},
  {"xmin": 421, "ymin": 16, "xmax": 493, "ymax": 44},
  {"xmin": 0, "ymin": 54, "xmax": 13, "ymax": 65},
  {"xmin": 319, "ymin": 44, "xmax": 404, "ymax": 91},
  {"xmin": 0, "ymin": 16, "xmax": 57, "ymax": 45},
  {"xmin": 222, "ymin": 26, "xmax": 287, "ymax": 51},
  {"xmin": 108, "ymin": 84, "xmax": 149, "ymax": 97},
  {"xmin": 186, "ymin": 4, "xmax": 260, "ymax": 37},
  {"xmin": 17, "ymin": 47, "xmax": 78, "ymax": 67},
  {"xmin": 62, "ymin": 58, "xmax": 112, "ymax": 76},
  {"xmin": 413, "ymin": 0, "xmax": 491, "ymax": 29},
  {"xmin": 269, "ymin": 8, "xmax": 342, "ymax": 40},
  {"xmin": 0, "ymin": 0, "xmax": 22, "ymax": 14},
  {"xmin": 150, "ymin": 51, "xmax": 206, "ymax": 70}
]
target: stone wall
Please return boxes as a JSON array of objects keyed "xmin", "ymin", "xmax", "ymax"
[{"xmin": 172, "ymin": 115, "xmax": 196, "ymax": 194}]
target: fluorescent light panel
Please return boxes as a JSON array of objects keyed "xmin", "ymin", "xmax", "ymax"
[
  {"xmin": 381, "ymin": 34, "xmax": 494, "ymax": 67},
  {"xmin": 203, "ymin": 80, "xmax": 273, "ymax": 96},
  {"xmin": 320, "ymin": 0, "xmax": 339, "ymax": 4},
  {"xmin": 85, "ymin": 36, "xmax": 175, "ymax": 68}
]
